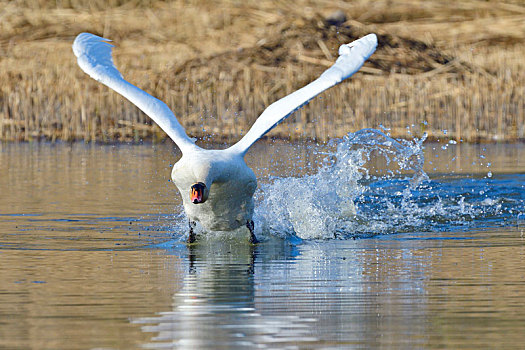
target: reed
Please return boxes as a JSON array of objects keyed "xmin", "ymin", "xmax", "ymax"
[{"xmin": 0, "ymin": 0, "xmax": 523, "ymax": 143}]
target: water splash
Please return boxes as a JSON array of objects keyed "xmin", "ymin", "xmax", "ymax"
[
  {"xmin": 254, "ymin": 129, "xmax": 429, "ymax": 239},
  {"xmin": 253, "ymin": 129, "xmax": 523, "ymax": 240}
]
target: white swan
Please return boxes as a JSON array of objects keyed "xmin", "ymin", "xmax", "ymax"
[{"xmin": 73, "ymin": 32, "xmax": 377, "ymax": 243}]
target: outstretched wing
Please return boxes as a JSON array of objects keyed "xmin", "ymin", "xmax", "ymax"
[
  {"xmin": 73, "ymin": 33, "xmax": 198, "ymax": 153},
  {"xmin": 227, "ymin": 34, "xmax": 377, "ymax": 156}
]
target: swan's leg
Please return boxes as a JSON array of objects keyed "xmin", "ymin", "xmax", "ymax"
[
  {"xmin": 187, "ymin": 221, "xmax": 197, "ymax": 244},
  {"xmin": 188, "ymin": 244, "xmax": 196, "ymax": 273},
  {"xmin": 247, "ymin": 243, "xmax": 257, "ymax": 275},
  {"xmin": 247, "ymin": 220, "xmax": 258, "ymax": 244}
]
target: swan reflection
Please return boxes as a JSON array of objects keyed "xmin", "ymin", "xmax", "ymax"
[
  {"xmin": 133, "ymin": 238, "xmax": 320, "ymax": 349},
  {"xmin": 133, "ymin": 238, "xmax": 430, "ymax": 349}
]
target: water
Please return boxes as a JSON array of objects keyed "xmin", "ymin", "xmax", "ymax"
[{"xmin": 0, "ymin": 134, "xmax": 524, "ymax": 349}]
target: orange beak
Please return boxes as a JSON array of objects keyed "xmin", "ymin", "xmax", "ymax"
[{"xmin": 190, "ymin": 186, "xmax": 203, "ymax": 204}]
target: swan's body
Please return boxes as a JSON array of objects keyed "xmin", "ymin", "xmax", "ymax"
[
  {"xmin": 73, "ymin": 32, "xmax": 377, "ymax": 241},
  {"xmin": 172, "ymin": 150, "xmax": 256, "ymax": 231}
]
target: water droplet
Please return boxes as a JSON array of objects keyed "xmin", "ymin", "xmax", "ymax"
[{"xmin": 487, "ymin": 171, "xmax": 492, "ymax": 178}]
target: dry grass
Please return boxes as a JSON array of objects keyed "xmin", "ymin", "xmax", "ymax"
[{"xmin": 0, "ymin": 0, "xmax": 524, "ymax": 143}]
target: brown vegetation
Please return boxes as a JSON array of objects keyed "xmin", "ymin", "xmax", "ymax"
[{"xmin": 0, "ymin": 0, "xmax": 524, "ymax": 143}]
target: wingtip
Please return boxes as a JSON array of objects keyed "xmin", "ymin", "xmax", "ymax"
[
  {"xmin": 72, "ymin": 32, "xmax": 114, "ymax": 58},
  {"xmin": 338, "ymin": 33, "xmax": 378, "ymax": 58},
  {"xmin": 74, "ymin": 32, "xmax": 113, "ymax": 43}
]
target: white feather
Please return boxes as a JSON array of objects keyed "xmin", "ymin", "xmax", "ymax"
[
  {"xmin": 227, "ymin": 33, "xmax": 377, "ymax": 155},
  {"xmin": 73, "ymin": 33, "xmax": 198, "ymax": 154}
]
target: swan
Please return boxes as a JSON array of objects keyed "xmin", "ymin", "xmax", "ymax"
[{"xmin": 73, "ymin": 32, "xmax": 377, "ymax": 243}]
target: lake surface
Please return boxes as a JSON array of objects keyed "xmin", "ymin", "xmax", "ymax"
[{"xmin": 0, "ymin": 135, "xmax": 524, "ymax": 349}]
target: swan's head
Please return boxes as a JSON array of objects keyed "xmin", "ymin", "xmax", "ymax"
[{"xmin": 190, "ymin": 182, "xmax": 208, "ymax": 204}]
